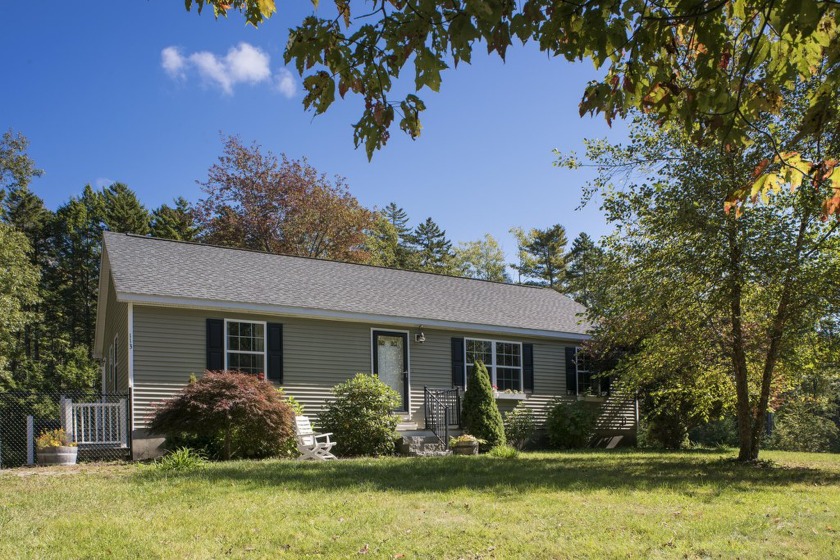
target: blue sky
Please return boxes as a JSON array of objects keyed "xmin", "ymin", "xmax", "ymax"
[{"xmin": 1, "ymin": 2, "xmax": 629, "ymax": 262}]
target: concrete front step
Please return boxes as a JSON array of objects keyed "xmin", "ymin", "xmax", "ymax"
[{"xmin": 398, "ymin": 434, "xmax": 451, "ymax": 457}]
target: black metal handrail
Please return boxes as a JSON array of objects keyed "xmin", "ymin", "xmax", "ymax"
[{"xmin": 424, "ymin": 387, "xmax": 462, "ymax": 446}]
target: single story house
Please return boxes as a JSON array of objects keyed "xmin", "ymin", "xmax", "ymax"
[{"xmin": 94, "ymin": 232, "xmax": 636, "ymax": 459}]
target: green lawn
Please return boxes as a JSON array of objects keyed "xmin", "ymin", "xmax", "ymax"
[{"xmin": 1, "ymin": 450, "xmax": 839, "ymax": 559}]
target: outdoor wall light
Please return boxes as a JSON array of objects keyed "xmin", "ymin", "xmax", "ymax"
[{"xmin": 415, "ymin": 326, "xmax": 426, "ymax": 344}]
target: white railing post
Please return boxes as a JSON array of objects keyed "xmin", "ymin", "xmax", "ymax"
[
  {"xmin": 119, "ymin": 399, "xmax": 127, "ymax": 448},
  {"xmin": 26, "ymin": 415, "xmax": 34, "ymax": 465},
  {"xmin": 60, "ymin": 397, "xmax": 74, "ymax": 442}
]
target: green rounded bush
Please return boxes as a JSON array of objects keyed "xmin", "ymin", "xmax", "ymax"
[
  {"xmin": 504, "ymin": 405, "xmax": 536, "ymax": 450},
  {"xmin": 148, "ymin": 370, "xmax": 296, "ymax": 460},
  {"xmin": 318, "ymin": 373, "xmax": 400, "ymax": 457},
  {"xmin": 461, "ymin": 360, "xmax": 506, "ymax": 451},
  {"xmin": 545, "ymin": 399, "xmax": 599, "ymax": 449}
]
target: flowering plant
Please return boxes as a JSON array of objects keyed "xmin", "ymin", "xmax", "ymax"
[{"xmin": 36, "ymin": 428, "xmax": 76, "ymax": 449}]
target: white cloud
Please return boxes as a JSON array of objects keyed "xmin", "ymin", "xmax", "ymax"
[
  {"xmin": 275, "ymin": 68, "xmax": 297, "ymax": 99},
  {"xmin": 95, "ymin": 177, "xmax": 115, "ymax": 189},
  {"xmin": 161, "ymin": 47, "xmax": 186, "ymax": 79},
  {"xmin": 161, "ymin": 42, "xmax": 295, "ymax": 97}
]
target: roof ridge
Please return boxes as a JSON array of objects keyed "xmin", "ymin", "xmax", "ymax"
[{"xmin": 108, "ymin": 232, "xmax": 567, "ymax": 293}]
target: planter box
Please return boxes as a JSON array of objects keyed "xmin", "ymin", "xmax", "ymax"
[
  {"xmin": 36, "ymin": 446, "xmax": 78, "ymax": 466},
  {"xmin": 494, "ymin": 392, "xmax": 527, "ymax": 401},
  {"xmin": 451, "ymin": 441, "xmax": 479, "ymax": 455}
]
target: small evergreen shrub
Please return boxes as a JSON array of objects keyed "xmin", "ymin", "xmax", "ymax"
[
  {"xmin": 319, "ymin": 373, "xmax": 400, "ymax": 457},
  {"xmin": 488, "ymin": 444, "xmax": 519, "ymax": 459},
  {"xmin": 461, "ymin": 360, "xmax": 506, "ymax": 451},
  {"xmin": 504, "ymin": 405, "xmax": 536, "ymax": 450},
  {"xmin": 545, "ymin": 399, "xmax": 599, "ymax": 449},
  {"xmin": 148, "ymin": 370, "xmax": 295, "ymax": 460}
]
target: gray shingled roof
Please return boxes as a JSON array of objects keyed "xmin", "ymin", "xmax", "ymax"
[{"xmin": 104, "ymin": 232, "xmax": 590, "ymax": 336}]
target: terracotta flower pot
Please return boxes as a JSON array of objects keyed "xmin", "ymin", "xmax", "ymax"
[{"xmin": 36, "ymin": 445, "xmax": 78, "ymax": 466}]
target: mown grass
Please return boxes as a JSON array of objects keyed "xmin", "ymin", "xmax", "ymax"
[{"xmin": 1, "ymin": 450, "xmax": 839, "ymax": 559}]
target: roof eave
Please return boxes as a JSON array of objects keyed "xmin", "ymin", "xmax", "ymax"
[{"xmin": 116, "ymin": 292, "xmax": 591, "ymax": 341}]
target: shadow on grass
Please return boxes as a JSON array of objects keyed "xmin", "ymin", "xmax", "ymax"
[{"xmin": 137, "ymin": 450, "xmax": 840, "ymax": 494}]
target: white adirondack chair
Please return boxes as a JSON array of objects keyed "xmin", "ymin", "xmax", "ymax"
[{"xmin": 295, "ymin": 416, "xmax": 336, "ymax": 460}]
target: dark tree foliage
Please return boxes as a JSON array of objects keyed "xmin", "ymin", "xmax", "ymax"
[
  {"xmin": 148, "ymin": 371, "xmax": 295, "ymax": 460},
  {"xmin": 461, "ymin": 360, "xmax": 506, "ymax": 451},
  {"xmin": 545, "ymin": 399, "xmax": 600, "ymax": 449},
  {"xmin": 410, "ymin": 217, "xmax": 454, "ymax": 274},
  {"xmin": 151, "ymin": 197, "xmax": 200, "ymax": 241},
  {"xmin": 103, "ymin": 182, "xmax": 150, "ymax": 235}
]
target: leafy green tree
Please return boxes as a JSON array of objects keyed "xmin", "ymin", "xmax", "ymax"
[
  {"xmin": 564, "ymin": 233, "xmax": 605, "ymax": 308},
  {"xmin": 186, "ymin": 0, "xmax": 840, "ymax": 201},
  {"xmin": 411, "ymin": 217, "xmax": 455, "ymax": 274},
  {"xmin": 103, "ymin": 183, "xmax": 150, "ymax": 235},
  {"xmin": 510, "ymin": 224, "xmax": 567, "ymax": 288},
  {"xmin": 363, "ymin": 214, "xmax": 401, "ymax": 268},
  {"xmin": 0, "ymin": 224, "xmax": 40, "ymax": 388},
  {"xmin": 0, "ymin": 129, "xmax": 42, "ymax": 197},
  {"xmin": 454, "ymin": 234, "xmax": 510, "ymax": 282},
  {"xmin": 151, "ymin": 197, "xmax": 200, "ymax": 241},
  {"xmin": 566, "ymin": 100, "xmax": 840, "ymax": 460},
  {"xmin": 461, "ymin": 360, "xmax": 506, "ymax": 450}
]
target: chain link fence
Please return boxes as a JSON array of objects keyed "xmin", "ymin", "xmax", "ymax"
[{"xmin": 0, "ymin": 390, "xmax": 131, "ymax": 469}]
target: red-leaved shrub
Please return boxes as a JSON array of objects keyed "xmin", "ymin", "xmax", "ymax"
[{"xmin": 148, "ymin": 370, "xmax": 295, "ymax": 460}]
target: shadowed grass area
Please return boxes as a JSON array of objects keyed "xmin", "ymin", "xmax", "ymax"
[{"xmin": 1, "ymin": 450, "xmax": 839, "ymax": 559}]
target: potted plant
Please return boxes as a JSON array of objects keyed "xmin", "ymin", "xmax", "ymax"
[
  {"xmin": 36, "ymin": 428, "xmax": 78, "ymax": 466},
  {"xmin": 449, "ymin": 434, "xmax": 482, "ymax": 455}
]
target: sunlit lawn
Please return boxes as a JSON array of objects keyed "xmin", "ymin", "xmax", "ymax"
[{"xmin": 1, "ymin": 450, "xmax": 839, "ymax": 559}]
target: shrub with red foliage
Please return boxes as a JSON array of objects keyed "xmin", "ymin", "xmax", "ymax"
[{"xmin": 148, "ymin": 370, "xmax": 295, "ymax": 460}]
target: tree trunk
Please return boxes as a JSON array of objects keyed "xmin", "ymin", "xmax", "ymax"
[{"xmin": 726, "ymin": 225, "xmax": 753, "ymax": 461}]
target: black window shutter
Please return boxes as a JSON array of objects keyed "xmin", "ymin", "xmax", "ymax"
[
  {"xmin": 206, "ymin": 319, "xmax": 224, "ymax": 371},
  {"xmin": 523, "ymin": 343, "xmax": 534, "ymax": 392},
  {"xmin": 267, "ymin": 323, "xmax": 284, "ymax": 383},
  {"xmin": 601, "ymin": 374, "xmax": 611, "ymax": 396},
  {"xmin": 565, "ymin": 346, "xmax": 578, "ymax": 395},
  {"xmin": 451, "ymin": 337, "xmax": 465, "ymax": 387}
]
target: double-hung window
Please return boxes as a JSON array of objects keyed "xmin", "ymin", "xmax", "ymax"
[
  {"xmin": 465, "ymin": 338, "xmax": 523, "ymax": 391},
  {"xmin": 225, "ymin": 320, "xmax": 266, "ymax": 375}
]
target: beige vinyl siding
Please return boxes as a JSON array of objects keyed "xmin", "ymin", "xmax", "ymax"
[
  {"xmin": 132, "ymin": 306, "xmax": 372, "ymax": 429},
  {"xmin": 102, "ymin": 276, "xmax": 129, "ymax": 393},
  {"xmin": 130, "ymin": 305, "xmax": 635, "ymax": 437}
]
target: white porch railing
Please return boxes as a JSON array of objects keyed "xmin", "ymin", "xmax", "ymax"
[{"xmin": 60, "ymin": 397, "xmax": 128, "ymax": 448}]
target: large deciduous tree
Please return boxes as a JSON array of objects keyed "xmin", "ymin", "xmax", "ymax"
[
  {"xmin": 454, "ymin": 234, "xmax": 511, "ymax": 282},
  {"xmin": 567, "ymin": 101, "xmax": 840, "ymax": 460},
  {"xmin": 510, "ymin": 224, "xmax": 567, "ymax": 288},
  {"xmin": 196, "ymin": 135, "xmax": 373, "ymax": 262},
  {"xmin": 185, "ymin": 1, "xmax": 840, "ymax": 210}
]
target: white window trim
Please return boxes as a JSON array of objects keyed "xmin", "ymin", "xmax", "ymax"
[
  {"xmin": 223, "ymin": 319, "xmax": 268, "ymax": 375},
  {"xmin": 575, "ymin": 346, "xmax": 601, "ymax": 397},
  {"xmin": 464, "ymin": 337, "xmax": 524, "ymax": 391}
]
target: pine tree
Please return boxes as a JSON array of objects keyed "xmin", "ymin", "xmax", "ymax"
[
  {"xmin": 151, "ymin": 197, "xmax": 200, "ymax": 240},
  {"xmin": 565, "ymin": 232, "xmax": 604, "ymax": 307},
  {"xmin": 510, "ymin": 224, "xmax": 568, "ymax": 288},
  {"xmin": 461, "ymin": 360, "xmax": 506, "ymax": 450},
  {"xmin": 103, "ymin": 182, "xmax": 150, "ymax": 235},
  {"xmin": 381, "ymin": 202, "xmax": 419, "ymax": 269},
  {"xmin": 411, "ymin": 217, "xmax": 454, "ymax": 274}
]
